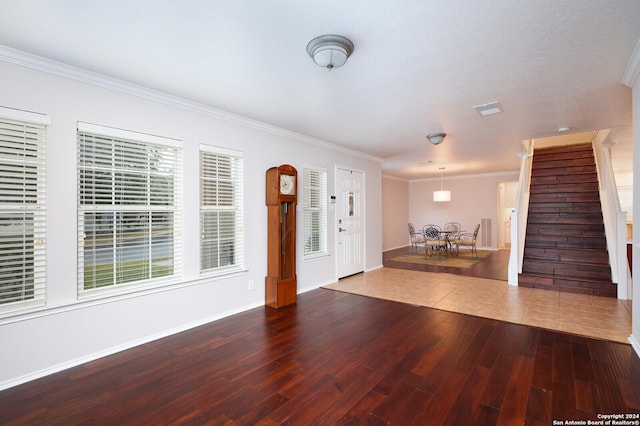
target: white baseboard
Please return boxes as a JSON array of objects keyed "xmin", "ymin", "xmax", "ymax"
[
  {"xmin": 382, "ymin": 244, "xmax": 410, "ymax": 252},
  {"xmin": 0, "ymin": 301, "xmax": 264, "ymax": 391},
  {"xmin": 366, "ymin": 263, "xmax": 384, "ymax": 272},
  {"xmin": 629, "ymin": 334, "xmax": 640, "ymax": 359}
]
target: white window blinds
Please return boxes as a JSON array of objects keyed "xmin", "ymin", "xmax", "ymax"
[
  {"xmin": 200, "ymin": 145, "xmax": 244, "ymax": 274},
  {"xmin": 0, "ymin": 109, "xmax": 48, "ymax": 315},
  {"xmin": 77, "ymin": 123, "xmax": 182, "ymax": 296},
  {"xmin": 303, "ymin": 167, "xmax": 327, "ymax": 257}
]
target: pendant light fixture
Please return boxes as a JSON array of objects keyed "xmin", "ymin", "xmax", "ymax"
[{"xmin": 433, "ymin": 167, "xmax": 451, "ymax": 202}]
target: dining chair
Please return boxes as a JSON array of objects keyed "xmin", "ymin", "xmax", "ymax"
[
  {"xmin": 408, "ymin": 223, "xmax": 424, "ymax": 250},
  {"xmin": 422, "ymin": 224, "xmax": 447, "ymax": 256},
  {"xmin": 453, "ymin": 224, "xmax": 480, "ymax": 257},
  {"xmin": 443, "ymin": 222, "xmax": 462, "ymax": 239}
]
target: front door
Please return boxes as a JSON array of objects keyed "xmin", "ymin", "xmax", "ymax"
[{"xmin": 336, "ymin": 168, "xmax": 364, "ymax": 278}]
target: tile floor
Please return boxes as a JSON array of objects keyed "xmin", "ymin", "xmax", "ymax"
[{"xmin": 324, "ymin": 267, "xmax": 633, "ymax": 344}]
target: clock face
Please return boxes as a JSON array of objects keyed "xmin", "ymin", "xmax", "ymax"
[{"xmin": 280, "ymin": 174, "xmax": 295, "ymax": 195}]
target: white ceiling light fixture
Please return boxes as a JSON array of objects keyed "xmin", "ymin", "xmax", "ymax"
[
  {"xmin": 473, "ymin": 101, "xmax": 503, "ymax": 116},
  {"xmin": 427, "ymin": 132, "xmax": 446, "ymax": 145},
  {"xmin": 433, "ymin": 167, "xmax": 451, "ymax": 202},
  {"xmin": 306, "ymin": 34, "xmax": 354, "ymax": 70}
]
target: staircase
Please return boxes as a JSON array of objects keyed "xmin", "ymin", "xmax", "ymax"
[{"xmin": 518, "ymin": 143, "xmax": 616, "ymax": 297}]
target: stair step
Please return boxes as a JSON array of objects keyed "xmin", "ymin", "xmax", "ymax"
[
  {"xmin": 528, "ymin": 192, "xmax": 601, "ymax": 203},
  {"xmin": 532, "ymin": 156, "xmax": 595, "ymax": 169},
  {"xmin": 524, "ymin": 235, "xmax": 607, "ymax": 250},
  {"xmin": 523, "ymin": 247, "xmax": 610, "ymax": 264},
  {"xmin": 527, "ymin": 211, "xmax": 603, "ymax": 219},
  {"xmin": 526, "ymin": 223, "xmax": 605, "ymax": 236},
  {"xmin": 530, "ymin": 173, "xmax": 598, "ymax": 185},
  {"xmin": 528, "ymin": 203, "xmax": 603, "ymax": 213},
  {"xmin": 533, "ymin": 143, "xmax": 593, "ymax": 157},
  {"xmin": 518, "ymin": 273, "xmax": 617, "ymax": 297},
  {"xmin": 532, "ymin": 165, "xmax": 596, "ymax": 177},
  {"xmin": 529, "ymin": 182, "xmax": 600, "ymax": 193},
  {"xmin": 522, "ymin": 256, "xmax": 611, "ymax": 276},
  {"xmin": 526, "ymin": 216, "xmax": 603, "ymax": 226}
]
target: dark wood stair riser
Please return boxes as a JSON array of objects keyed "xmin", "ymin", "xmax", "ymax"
[
  {"xmin": 532, "ymin": 165, "xmax": 596, "ymax": 176},
  {"xmin": 523, "ymin": 248, "xmax": 609, "ymax": 264},
  {"xmin": 529, "ymin": 182, "xmax": 600, "ymax": 193},
  {"xmin": 528, "ymin": 192, "xmax": 601, "ymax": 203},
  {"xmin": 519, "ymin": 143, "xmax": 615, "ymax": 297}
]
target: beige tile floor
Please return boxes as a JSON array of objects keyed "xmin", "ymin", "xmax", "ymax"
[{"xmin": 324, "ymin": 267, "xmax": 633, "ymax": 344}]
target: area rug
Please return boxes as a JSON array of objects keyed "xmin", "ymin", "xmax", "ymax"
[{"xmin": 388, "ymin": 250, "xmax": 493, "ymax": 268}]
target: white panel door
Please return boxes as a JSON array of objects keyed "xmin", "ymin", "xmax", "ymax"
[{"xmin": 336, "ymin": 168, "xmax": 364, "ymax": 278}]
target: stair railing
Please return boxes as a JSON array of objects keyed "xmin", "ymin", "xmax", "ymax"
[
  {"xmin": 508, "ymin": 140, "xmax": 534, "ymax": 286},
  {"xmin": 592, "ymin": 130, "xmax": 631, "ymax": 299}
]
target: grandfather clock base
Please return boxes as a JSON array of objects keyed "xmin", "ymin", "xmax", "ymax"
[{"xmin": 265, "ymin": 276, "xmax": 297, "ymax": 309}]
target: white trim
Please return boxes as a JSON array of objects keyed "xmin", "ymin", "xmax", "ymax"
[
  {"xmin": 0, "ymin": 270, "xmax": 247, "ymax": 326},
  {"xmin": 382, "ymin": 174, "xmax": 409, "ymax": 182},
  {"xmin": 409, "ymin": 170, "xmax": 520, "ymax": 183},
  {"xmin": 0, "ymin": 299, "xmax": 263, "ymax": 391},
  {"xmin": 366, "ymin": 264, "xmax": 384, "ymax": 272},
  {"xmin": 622, "ymin": 37, "xmax": 640, "ymax": 87},
  {"xmin": 302, "ymin": 165, "xmax": 328, "ymax": 259},
  {"xmin": 77, "ymin": 121, "xmax": 182, "ymax": 147},
  {"xmin": 199, "ymin": 143, "xmax": 243, "ymax": 158},
  {"xmin": 303, "ymin": 253, "xmax": 330, "ymax": 262},
  {"xmin": 302, "ymin": 164, "xmax": 327, "ymax": 173},
  {"xmin": 0, "ymin": 44, "xmax": 382, "ymax": 163},
  {"xmin": 629, "ymin": 334, "xmax": 640, "ymax": 359},
  {"xmin": 335, "ymin": 166, "xmax": 367, "ymax": 278},
  {"xmin": 0, "ymin": 105, "xmax": 51, "ymax": 125},
  {"xmin": 382, "ymin": 244, "xmax": 410, "ymax": 252}
]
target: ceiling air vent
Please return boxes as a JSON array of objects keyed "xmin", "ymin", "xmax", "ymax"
[{"xmin": 473, "ymin": 102, "xmax": 503, "ymax": 116}]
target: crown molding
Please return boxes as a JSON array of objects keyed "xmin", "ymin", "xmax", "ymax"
[
  {"xmin": 622, "ymin": 37, "xmax": 640, "ymax": 87},
  {"xmin": 408, "ymin": 170, "xmax": 519, "ymax": 183},
  {"xmin": 0, "ymin": 44, "xmax": 383, "ymax": 164},
  {"xmin": 382, "ymin": 174, "xmax": 409, "ymax": 182}
]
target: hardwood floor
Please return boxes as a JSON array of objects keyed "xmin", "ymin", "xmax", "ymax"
[
  {"xmin": 383, "ymin": 246, "xmax": 510, "ymax": 281},
  {"xmin": 1, "ymin": 288, "xmax": 639, "ymax": 424}
]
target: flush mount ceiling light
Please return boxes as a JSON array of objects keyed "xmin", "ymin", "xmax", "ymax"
[
  {"xmin": 426, "ymin": 132, "xmax": 446, "ymax": 145},
  {"xmin": 306, "ymin": 34, "xmax": 354, "ymax": 70},
  {"xmin": 433, "ymin": 167, "xmax": 451, "ymax": 202},
  {"xmin": 473, "ymin": 101, "xmax": 503, "ymax": 116}
]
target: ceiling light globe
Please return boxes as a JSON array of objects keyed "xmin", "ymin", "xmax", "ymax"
[
  {"xmin": 427, "ymin": 132, "xmax": 446, "ymax": 145},
  {"xmin": 307, "ymin": 35, "xmax": 354, "ymax": 69},
  {"xmin": 311, "ymin": 46, "xmax": 348, "ymax": 68}
]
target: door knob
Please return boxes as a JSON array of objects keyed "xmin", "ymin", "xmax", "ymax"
[{"xmin": 338, "ymin": 227, "xmax": 346, "ymax": 232}]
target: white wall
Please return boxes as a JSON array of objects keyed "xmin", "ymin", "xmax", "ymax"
[
  {"xmin": 381, "ymin": 176, "xmax": 409, "ymax": 251},
  {"xmin": 632, "ymin": 67, "xmax": 640, "ymax": 355},
  {"xmin": 0, "ymin": 58, "xmax": 383, "ymax": 389},
  {"xmin": 409, "ymin": 172, "xmax": 519, "ymax": 249}
]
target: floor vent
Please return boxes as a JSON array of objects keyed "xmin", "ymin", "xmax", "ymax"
[{"xmin": 481, "ymin": 218, "xmax": 492, "ymax": 247}]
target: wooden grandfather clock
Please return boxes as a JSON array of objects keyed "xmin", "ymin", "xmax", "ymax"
[{"xmin": 265, "ymin": 165, "xmax": 297, "ymax": 308}]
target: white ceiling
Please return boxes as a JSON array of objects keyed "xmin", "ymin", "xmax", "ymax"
[{"xmin": 1, "ymin": 0, "xmax": 639, "ymax": 180}]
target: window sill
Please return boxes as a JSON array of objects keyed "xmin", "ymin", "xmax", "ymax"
[{"xmin": 303, "ymin": 253, "xmax": 330, "ymax": 262}]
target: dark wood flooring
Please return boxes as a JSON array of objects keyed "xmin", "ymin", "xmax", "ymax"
[
  {"xmin": 384, "ymin": 246, "xmax": 510, "ymax": 281},
  {"xmin": 1, "ymin": 288, "xmax": 639, "ymax": 424}
]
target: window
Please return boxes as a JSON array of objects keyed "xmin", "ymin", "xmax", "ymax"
[
  {"xmin": 303, "ymin": 166, "xmax": 327, "ymax": 258},
  {"xmin": 77, "ymin": 123, "xmax": 182, "ymax": 296},
  {"xmin": 0, "ymin": 107, "xmax": 49, "ymax": 315},
  {"xmin": 200, "ymin": 145, "xmax": 244, "ymax": 274}
]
